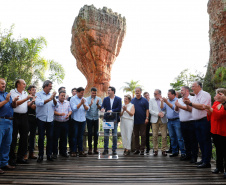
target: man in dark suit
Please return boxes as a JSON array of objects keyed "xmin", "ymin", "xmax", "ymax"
[{"xmin": 101, "ymin": 86, "xmax": 122, "ymax": 155}]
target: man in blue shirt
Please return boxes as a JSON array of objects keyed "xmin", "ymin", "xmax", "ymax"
[
  {"xmin": 35, "ymin": 80, "xmax": 57, "ymax": 163},
  {"xmin": 0, "ymin": 78, "xmax": 18, "ymax": 174},
  {"xmin": 86, "ymin": 87, "xmax": 102, "ymax": 155},
  {"xmin": 70, "ymin": 87, "xmax": 89, "ymax": 157},
  {"xmin": 131, "ymin": 87, "xmax": 149, "ymax": 155},
  {"xmin": 160, "ymin": 89, "xmax": 186, "ymax": 159}
]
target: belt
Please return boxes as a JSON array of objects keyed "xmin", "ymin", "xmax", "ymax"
[
  {"xmin": 14, "ymin": 112, "xmax": 27, "ymax": 116},
  {"xmin": 196, "ymin": 117, "xmax": 207, "ymax": 122},
  {"xmin": 0, "ymin": 116, "xmax": 13, "ymax": 120},
  {"xmin": 168, "ymin": 118, "xmax": 179, "ymax": 121}
]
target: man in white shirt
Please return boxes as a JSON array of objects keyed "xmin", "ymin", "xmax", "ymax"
[
  {"xmin": 184, "ymin": 81, "xmax": 212, "ymax": 168},
  {"xmin": 175, "ymin": 86, "xmax": 198, "ymax": 163},
  {"xmin": 149, "ymin": 89, "xmax": 167, "ymax": 156},
  {"xmin": 9, "ymin": 79, "xmax": 32, "ymax": 165}
]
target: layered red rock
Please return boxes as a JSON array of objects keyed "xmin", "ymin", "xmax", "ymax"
[
  {"xmin": 71, "ymin": 5, "xmax": 126, "ymax": 98},
  {"xmin": 204, "ymin": 0, "xmax": 226, "ymax": 91}
]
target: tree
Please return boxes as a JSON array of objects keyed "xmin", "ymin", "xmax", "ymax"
[
  {"xmin": 170, "ymin": 69, "xmax": 204, "ymax": 91},
  {"xmin": 121, "ymin": 80, "xmax": 143, "ymax": 97},
  {"xmin": 0, "ymin": 25, "xmax": 65, "ymax": 91}
]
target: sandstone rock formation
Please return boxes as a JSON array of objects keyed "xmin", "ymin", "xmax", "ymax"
[
  {"xmin": 204, "ymin": 0, "xmax": 226, "ymax": 95},
  {"xmin": 71, "ymin": 5, "xmax": 126, "ymax": 98}
]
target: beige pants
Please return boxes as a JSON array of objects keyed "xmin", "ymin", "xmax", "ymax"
[{"xmin": 152, "ymin": 117, "xmax": 167, "ymax": 152}]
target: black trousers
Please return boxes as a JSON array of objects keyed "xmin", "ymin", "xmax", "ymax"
[
  {"xmin": 212, "ymin": 134, "xmax": 226, "ymax": 171},
  {"xmin": 145, "ymin": 122, "xmax": 151, "ymax": 151},
  {"xmin": 9, "ymin": 113, "xmax": 29, "ymax": 160},
  {"xmin": 28, "ymin": 115, "xmax": 37, "ymax": 153}
]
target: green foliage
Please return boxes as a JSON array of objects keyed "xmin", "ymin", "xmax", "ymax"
[
  {"xmin": 213, "ymin": 67, "xmax": 226, "ymax": 88},
  {"xmin": 121, "ymin": 80, "xmax": 143, "ymax": 97},
  {"xmin": 170, "ymin": 68, "xmax": 204, "ymax": 90},
  {"xmin": 0, "ymin": 25, "xmax": 65, "ymax": 91}
]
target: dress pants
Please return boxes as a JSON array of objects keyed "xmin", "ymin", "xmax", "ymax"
[
  {"xmin": 9, "ymin": 113, "xmax": 29, "ymax": 160},
  {"xmin": 86, "ymin": 118, "xmax": 99, "ymax": 150},
  {"xmin": 133, "ymin": 123, "xmax": 146, "ymax": 151},
  {"xmin": 212, "ymin": 134, "xmax": 226, "ymax": 171},
  {"xmin": 152, "ymin": 117, "xmax": 167, "ymax": 152},
  {"xmin": 0, "ymin": 118, "xmax": 13, "ymax": 167},
  {"xmin": 37, "ymin": 119, "xmax": 54, "ymax": 157},
  {"xmin": 120, "ymin": 118, "xmax": 134, "ymax": 150},
  {"xmin": 145, "ymin": 121, "xmax": 151, "ymax": 151},
  {"xmin": 180, "ymin": 121, "xmax": 198, "ymax": 159},
  {"xmin": 194, "ymin": 117, "xmax": 212, "ymax": 164},
  {"xmin": 28, "ymin": 115, "xmax": 37, "ymax": 153}
]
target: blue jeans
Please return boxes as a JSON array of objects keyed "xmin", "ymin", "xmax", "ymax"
[
  {"xmin": 37, "ymin": 119, "xmax": 54, "ymax": 157},
  {"xmin": 167, "ymin": 119, "xmax": 186, "ymax": 154},
  {"xmin": 86, "ymin": 118, "xmax": 99, "ymax": 150},
  {"xmin": 194, "ymin": 117, "xmax": 212, "ymax": 163},
  {"xmin": 71, "ymin": 120, "xmax": 86, "ymax": 152},
  {"xmin": 104, "ymin": 122, "xmax": 118, "ymax": 151},
  {"xmin": 0, "ymin": 118, "xmax": 13, "ymax": 167},
  {"xmin": 52, "ymin": 121, "xmax": 69, "ymax": 155}
]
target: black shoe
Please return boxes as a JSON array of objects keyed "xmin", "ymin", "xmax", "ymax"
[
  {"xmin": 133, "ymin": 150, "xmax": 140, "ymax": 154},
  {"xmin": 93, "ymin": 149, "xmax": 99, "ymax": 154},
  {"xmin": 197, "ymin": 163, "xmax": 211, "ymax": 168},
  {"xmin": 224, "ymin": 172, "xmax": 226, "ymax": 179},
  {"xmin": 180, "ymin": 154, "xmax": 187, "ymax": 161},
  {"xmin": 8, "ymin": 159, "xmax": 17, "ymax": 166},
  {"xmin": 140, "ymin": 151, "xmax": 144, "ymax": 155},
  {"xmin": 169, "ymin": 153, "xmax": 178, "ymax": 157},
  {"xmin": 212, "ymin": 168, "xmax": 224, "ymax": 174},
  {"xmin": 166, "ymin": 150, "xmax": 172, "ymax": 153},
  {"xmin": 16, "ymin": 158, "xmax": 29, "ymax": 164},
  {"xmin": 60, "ymin": 153, "xmax": 69, "ymax": 158},
  {"xmin": 47, "ymin": 156, "xmax": 54, "ymax": 161},
  {"xmin": 195, "ymin": 160, "xmax": 203, "ymax": 165},
  {"xmin": 102, "ymin": 150, "xmax": 109, "ymax": 155},
  {"xmin": 52, "ymin": 154, "xmax": 57, "ymax": 159},
  {"xmin": 190, "ymin": 158, "xmax": 197, "ymax": 163},
  {"xmin": 146, "ymin": 149, "xmax": 150, "ymax": 154},
  {"xmin": 37, "ymin": 156, "xmax": 43, "ymax": 163},
  {"xmin": 1, "ymin": 165, "xmax": 15, "ymax": 171},
  {"xmin": 112, "ymin": 150, "xmax": 117, "ymax": 155},
  {"xmin": 79, "ymin": 151, "xmax": 87, "ymax": 157}
]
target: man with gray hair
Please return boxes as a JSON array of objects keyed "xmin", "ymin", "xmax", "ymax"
[
  {"xmin": 35, "ymin": 80, "xmax": 57, "ymax": 163},
  {"xmin": 184, "ymin": 81, "xmax": 212, "ymax": 168},
  {"xmin": 149, "ymin": 89, "xmax": 167, "ymax": 156},
  {"xmin": 131, "ymin": 87, "xmax": 149, "ymax": 155}
]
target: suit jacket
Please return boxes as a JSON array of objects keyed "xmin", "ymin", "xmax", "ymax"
[
  {"xmin": 101, "ymin": 96, "xmax": 122, "ymax": 122},
  {"xmin": 149, "ymin": 98, "xmax": 167, "ymax": 124}
]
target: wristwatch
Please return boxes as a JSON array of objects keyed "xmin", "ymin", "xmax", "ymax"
[
  {"xmin": 146, "ymin": 117, "xmax": 149, "ymax": 119},
  {"xmin": 189, "ymin": 102, "xmax": 192, "ymax": 107}
]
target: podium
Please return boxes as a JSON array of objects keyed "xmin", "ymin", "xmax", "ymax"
[{"xmin": 98, "ymin": 112, "xmax": 118, "ymax": 159}]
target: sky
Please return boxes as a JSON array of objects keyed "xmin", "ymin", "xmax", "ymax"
[{"xmin": 0, "ymin": 0, "xmax": 210, "ymax": 98}]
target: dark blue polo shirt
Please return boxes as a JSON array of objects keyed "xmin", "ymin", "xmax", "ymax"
[
  {"xmin": 0, "ymin": 91, "xmax": 14, "ymax": 117},
  {"xmin": 131, "ymin": 96, "xmax": 149, "ymax": 124}
]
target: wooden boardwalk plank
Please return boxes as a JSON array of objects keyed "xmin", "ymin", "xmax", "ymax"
[{"xmin": 0, "ymin": 150, "xmax": 225, "ymax": 184}]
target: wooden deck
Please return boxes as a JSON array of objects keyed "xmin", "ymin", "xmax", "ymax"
[{"xmin": 0, "ymin": 149, "xmax": 225, "ymax": 185}]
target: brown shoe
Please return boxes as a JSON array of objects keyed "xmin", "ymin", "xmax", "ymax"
[
  {"xmin": 79, "ymin": 151, "xmax": 87, "ymax": 157},
  {"xmin": 88, "ymin": 149, "xmax": 92, "ymax": 155},
  {"xmin": 0, "ymin": 169, "xmax": 5, "ymax": 174},
  {"xmin": 1, "ymin": 165, "xmax": 15, "ymax": 171},
  {"xmin": 162, "ymin": 151, "xmax": 167, "ymax": 156},
  {"xmin": 29, "ymin": 152, "xmax": 37, "ymax": 159},
  {"xmin": 154, "ymin": 151, "xmax": 158, "ymax": 156},
  {"xmin": 24, "ymin": 154, "xmax": 28, "ymax": 160},
  {"xmin": 70, "ymin": 152, "xmax": 77, "ymax": 157}
]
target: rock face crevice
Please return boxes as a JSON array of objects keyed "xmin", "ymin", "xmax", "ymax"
[
  {"xmin": 71, "ymin": 5, "xmax": 126, "ymax": 98},
  {"xmin": 204, "ymin": 0, "xmax": 226, "ymax": 94}
]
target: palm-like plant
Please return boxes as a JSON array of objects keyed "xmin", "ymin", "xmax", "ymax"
[{"xmin": 121, "ymin": 80, "xmax": 142, "ymax": 98}]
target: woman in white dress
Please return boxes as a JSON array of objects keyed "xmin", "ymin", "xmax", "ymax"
[{"xmin": 120, "ymin": 94, "xmax": 135, "ymax": 155}]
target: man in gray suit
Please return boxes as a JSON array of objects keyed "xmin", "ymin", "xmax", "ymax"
[{"xmin": 149, "ymin": 89, "xmax": 167, "ymax": 156}]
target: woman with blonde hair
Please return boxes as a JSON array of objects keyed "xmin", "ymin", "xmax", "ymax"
[
  {"xmin": 204, "ymin": 88, "xmax": 226, "ymax": 179},
  {"xmin": 120, "ymin": 94, "xmax": 135, "ymax": 155}
]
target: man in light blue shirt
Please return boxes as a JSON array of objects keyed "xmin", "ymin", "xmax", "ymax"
[
  {"xmin": 161, "ymin": 89, "xmax": 186, "ymax": 159},
  {"xmin": 86, "ymin": 87, "xmax": 102, "ymax": 155},
  {"xmin": 70, "ymin": 87, "xmax": 89, "ymax": 157},
  {"xmin": 35, "ymin": 80, "xmax": 57, "ymax": 163}
]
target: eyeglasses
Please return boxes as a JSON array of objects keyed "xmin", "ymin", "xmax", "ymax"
[{"xmin": 154, "ymin": 93, "xmax": 158, "ymax": 95}]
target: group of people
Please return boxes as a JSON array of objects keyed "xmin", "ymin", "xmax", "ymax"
[{"xmin": 0, "ymin": 78, "xmax": 226, "ymax": 179}]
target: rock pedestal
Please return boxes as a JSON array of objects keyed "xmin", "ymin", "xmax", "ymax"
[{"xmin": 71, "ymin": 5, "xmax": 126, "ymax": 98}]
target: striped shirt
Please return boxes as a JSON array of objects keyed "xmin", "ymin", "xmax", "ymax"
[{"xmin": 54, "ymin": 100, "xmax": 72, "ymax": 122}]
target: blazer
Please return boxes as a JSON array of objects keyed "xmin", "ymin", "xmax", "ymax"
[
  {"xmin": 101, "ymin": 96, "xmax": 122, "ymax": 122},
  {"xmin": 149, "ymin": 98, "xmax": 167, "ymax": 124}
]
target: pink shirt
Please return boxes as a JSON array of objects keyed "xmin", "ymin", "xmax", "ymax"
[{"xmin": 191, "ymin": 90, "xmax": 211, "ymax": 120}]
